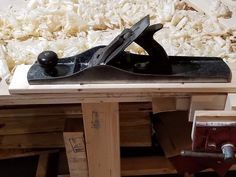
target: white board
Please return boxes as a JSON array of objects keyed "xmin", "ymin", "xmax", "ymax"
[{"xmin": 8, "ymin": 64, "xmax": 236, "ymax": 94}]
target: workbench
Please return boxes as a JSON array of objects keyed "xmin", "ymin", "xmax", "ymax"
[{"xmin": 0, "ymin": 63, "xmax": 236, "ymax": 177}]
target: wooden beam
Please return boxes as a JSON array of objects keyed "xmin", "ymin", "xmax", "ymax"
[
  {"xmin": 0, "ymin": 132, "xmax": 64, "ymax": 148},
  {"xmin": 0, "ymin": 104, "xmax": 82, "ymax": 118},
  {"xmin": 82, "ymin": 103, "xmax": 120, "ymax": 177},
  {"xmin": 152, "ymin": 97, "xmax": 190, "ymax": 113},
  {"xmin": 121, "ymin": 156, "xmax": 176, "ymax": 176},
  {"xmin": 0, "ymin": 116, "xmax": 65, "ymax": 135},
  {"xmin": 193, "ymin": 110, "xmax": 236, "ymax": 123},
  {"xmin": 152, "ymin": 97, "xmax": 176, "ymax": 113},
  {"xmin": 0, "ymin": 79, "xmax": 9, "ymax": 95},
  {"xmin": 56, "ymin": 163, "xmax": 236, "ymax": 177},
  {"xmin": 120, "ymin": 111, "xmax": 151, "ymax": 147},
  {"xmin": 0, "ymin": 149, "xmax": 58, "ymax": 160},
  {"xmin": 36, "ymin": 153, "xmax": 49, "ymax": 177},
  {"xmin": 153, "ymin": 111, "xmax": 192, "ymax": 158},
  {"xmin": 225, "ymin": 94, "xmax": 236, "ymax": 110},
  {"xmin": 3, "ymin": 64, "xmax": 236, "ymax": 105},
  {"xmin": 0, "ymin": 102, "xmax": 152, "ymax": 147},
  {"xmin": 119, "ymin": 102, "xmax": 152, "ymax": 113},
  {"xmin": 189, "ymin": 94, "xmax": 227, "ymax": 121},
  {"xmin": 9, "ymin": 65, "xmax": 236, "ymax": 96},
  {"xmin": 63, "ymin": 132, "xmax": 88, "ymax": 177}
]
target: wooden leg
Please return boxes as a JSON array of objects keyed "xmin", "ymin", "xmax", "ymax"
[
  {"xmin": 82, "ymin": 103, "xmax": 120, "ymax": 177},
  {"xmin": 36, "ymin": 153, "xmax": 49, "ymax": 177},
  {"xmin": 64, "ymin": 132, "xmax": 88, "ymax": 177}
]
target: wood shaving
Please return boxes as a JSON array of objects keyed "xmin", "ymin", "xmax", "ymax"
[{"xmin": 0, "ymin": 0, "xmax": 235, "ymax": 81}]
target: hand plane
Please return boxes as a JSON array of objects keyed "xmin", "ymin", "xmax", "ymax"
[{"xmin": 27, "ymin": 15, "xmax": 231, "ymax": 85}]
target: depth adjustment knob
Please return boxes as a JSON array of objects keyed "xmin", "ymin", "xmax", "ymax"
[{"xmin": 37, "ymin": 51, "xmax": 59, "ymax": 76}]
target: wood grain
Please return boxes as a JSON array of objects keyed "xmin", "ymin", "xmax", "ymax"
[
  {"xmin": 225, "ymin": 94, "xmax": 236, "ymax": 110},
  {"xmin": 0, "ymin": 104, "xmax": 82, "ymax": 118},
  {"xmin": 0, "ymin": 79, "xmax": 9, "ymax": 95},
  {"xmin": 120, "ymin": 111, "xmax": 151, "ymax": 146},
  {"xmin": 194, "ymin": 110, "xmax": 236, "ymax": 123},
  {"xmin": 56, "ymin": 162, "xmax": 236, "ymax": 177},
  {"xmin": 36, "ymin": 153, "xmax": 49, "ymax": 177},
  {"xmin": 0, "ymin": 116, "xmax": 65, "ymax": 135},
  {"xmin": 152, "ymin": 97, "xmax": 190, "ymax": 113},
  {"xmin": 0, "ymin": 149, "xmax": 58, "ymax": 160},
  {"xmin": 82, "ymin": 103, "xmax": 120, "ymax": 177},
  {"xmin": 189, "ymin": 94, "xmax": 227, "ymax": 121},
  {"xmin": 119, "ymin": 102, "xmax": 152, "ymax": 113},
  {"xmin": 153, "ymin": 111, "xmax": 192, "ymax": 158},
  {"xmin": 0, "ymin": 132, "xmax": 64, "ymax": 148},
  {"xmin": 63, "ymin": 132, "xmax": 88, "ymax": 177},
  {"xmin": 0, "ymin": 103, "xmax": 152, "ymax": 147},
  {"xmin": 121, "ymin": 156, "xmax": 176, "ymax": 176},
  {"xmin": 2, "ymin": 64, "xmax": 235, "ymax": 105},
  {"xmin": 9, "ymin": 65, "xmax": 236, "ymax": 95}
]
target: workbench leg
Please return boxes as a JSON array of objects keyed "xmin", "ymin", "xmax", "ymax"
[
  {"xmin": 82, "ymin": 103, "xmax": 120, "ymax": 177},
  {"xmin": 64, "ymin": 132, "xmax": 88, "ymax": 177},
  {"xmin": 36, "ymin": 153, "xmax": 49, "ymax": 177}
]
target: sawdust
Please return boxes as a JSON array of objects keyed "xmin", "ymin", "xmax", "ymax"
[{"xmin": 0, "ymin": 0, "xmax": 235, "ymax": 81}]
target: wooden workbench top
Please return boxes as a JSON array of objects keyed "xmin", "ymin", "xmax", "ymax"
[
  {"xmin": 0, "ymin": 63, "xmax": 235, "ymax": 105},
  {"xmin": 9, "ymin": 64, "xmax": 236, "ymax": 93}
]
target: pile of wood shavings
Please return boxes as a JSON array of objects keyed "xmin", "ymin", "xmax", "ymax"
[{"xmin": 0, "ymin": 0, "xmax": 235, "ymax": 82}]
